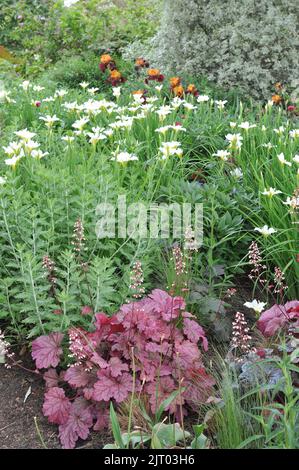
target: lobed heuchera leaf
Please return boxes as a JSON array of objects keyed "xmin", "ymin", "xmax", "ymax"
[
  {"xmin": 183, "ymin": 318, "xmax": 208, "ymax": 350},
  {"xmin": 93, "ymin": 370, "xmax": 133, "ymax": 402},
  {"xmin": 258, "ymin": 301, "xmax": 299, "ymax": 337},
  {"xmin": 59, "ymin": 398, "xmax": 93, "ymax": 449},
  {"xmin": 108, "ymin": 357, "xmax": 129, "ymax": 377},
  {"xmin": 64, "ymin": 365, "xmax": 91, "ymax": 388},
  {"xmin": 32, "ymin": 332, "xmax": 64, "ymax": 369},
  {"xmin": 43, "ymin": 387, "xmax": 71, "ymax": 425},
  {"xmin": 148, "ymin": 289, "xmax": 185, "ymax": 321}
]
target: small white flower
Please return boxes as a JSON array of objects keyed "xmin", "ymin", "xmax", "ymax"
[
  {"xmin": 20, "ymin": 80, "xmax": 31, "ymax": 91},
  {"xmin": 283, "ymin": 196, "xmax": 299, "ymax": 210},
  {"xmin": 230, "ymin": 122, "xmax": 237, "ymax": 128},
  {"xmin": 64, "ymin": 0, "xmax": 79, "ymax": 7},
  {"xmin": 62, "ymin": 135, "xmax": 75, "ymax": 144},
  {"xmin": 262, "ymin": 142, "xmax": 275, "ymax": 150},
  {"xmin": 33, "ymin": 85, "xmax": 45, "ymax": 92},
  {"xmin": 87, "ymin": 87, "xmax": 99, "ymax": 95},
  {"xmin": 132, "ymin": 93, "xmax": 145, "ymax": 104},
  {"xmin": 197, "ymin": 95, "xmax": 209, "ymax": 103},
  {"xmin": 156, "ymin": 105, "xmax": 172, "ymax": 120},
  {"xmin": 261, "ymin": 187, "xmax": 282, "ymax": 197},
  {"xmin": 230, "ymin": 168, "xmax": 243, "ymax": 178},
  {"xmin": 277, "ymin": 153, "xmax": 292, "ymax": 166},
  {"xmin": 63, "ymin": 101, "xmax": 80, "ymax": 112},
  {"xmin": 212, "ymin": 150, "xmax": 231, "ymax": 161},
  {"xmin": 0, "ymin": 90, "xmax": 15, "ymax": 103},
  {"xmin": 155, "ymin": 85, "xmax": 163, "ymax": 92},
  {"xmin": 238, "ymin": 121, "xmax": 257, "ymax": 131},
  {"xmin": 111, "ymin": 152, "xmax": 138, "ymax": 163},
  {"xmin": 72, "ymin": 117, "xmax": 89, "ymax": 132},
  {"xmin": 215, "ymin": 100, "xmax": 227, "ymax": 110},
  {"xmin": 254, "ymin": 225, "xmax": 277, "ymax": 237},
  {"xmin": 42, "ymin": 96, "xmax": 55, "ymax": 103},
  {"xmin": 112, "ymin": 87, "xmax": 121, "ymax": 98},
  {"xmin": 244, "ymin": 300, "xmax": 267, "ymax": 314},
  {"xmin": 159, "ymin": 141, "xmax": 183, "ymax": 159},
  {"xmin": 183, "ymin": 102, "xmax": 197, "ymax": 111},
  {"xmin": 31, "ymin": 149, "xmax": 49, "ymax": 159},
  {"xmin": 5, "ymin": 155, "xmax": 23, "ymax": 168},
  {"xmin": 261, "ymin": 125, "xmax": 267, "ymax": 132},
  {"xmin": 289, "ymin": 129, "xmax": 299, "ymax": 139},
  {"xmin": 3, "ymin": 141, "xmax": 23, "ymax": 156},
  {"xmin": 14, "ymin": 129, "xmax": 36, "ymax": 141},
  {"xmin": 147, "ymin": 97, "xmax": 159, "ymax": 104},
  {"xmin": 40, "ymin": 114, "xmax": 61, "ymax": 128},
  {"xmin": 225, "ymin": 133, "xmax": 243, "ymax": 150},
  {"xmin": 79, "ymin": 82, "xmax": 90, "ymax": 89},
  {"xmin": 274, "ymin": 126, "xmax": 285, "ymax": 135},
  {"xmin": 23, "ymin": 140, "xmax": 40, "ymax": 153},
  {"xmin": 54, "ymin": 89, "xmax": 68, "ymax": 98},
  {"xmin": 0, "ymin": 176, "xmax": 7, "ymax": 185},
  {"xmin": 87, "ymin": 131, "xmax": 107, "ymax": 145},
  {"xmin": 155, "ymin": 124, "xmax": 186, "ymax": 134},
  {"xmin": 104, "ymin": 128, "xmax": 114, "ymax": 138},
  {"xmin": 293, "ymin": 155, "xmax": 299, "ymax": 164}
]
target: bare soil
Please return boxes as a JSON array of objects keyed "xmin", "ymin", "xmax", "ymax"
[{"xmin": 0, "ymin": 355, "xmax": 111, "ymax": 449}]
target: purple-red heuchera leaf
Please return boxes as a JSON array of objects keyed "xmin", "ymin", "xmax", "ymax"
[
  {"xmin": 93, "ymin": 405, "xmax": 109, "ymax": 431},
  {"xmin": 43, "ymin": 368, "xmax": 59, "ymax": 389},
  {"xmin": 43, "ymin": 387, "xmax": 71, "ymax": 425},
  {"xmin": 64, "ymin": 365, "xmax": 91, "ymax": 388},
  {"xmin": 183, "ymin": 318, "xmax": 208, "ymax": 350},
  {"xmin": 108, "ymin": 357, "xmax": 129, "ymax": 377},
  {"xmin": 32, "ymin": 332, "xmax": 64, "ymax": 369},
  {"xmin": 93, "ymin": 370, "xmax": 133, "ymax": 402},
  {"xmin": 149, "ymin": 289, "xmax": 185, "ymax": 321},
  {"xmin": 59, "ymin": 398, "xmax": 93, "ymax": 449},
  {"xmin": 258, "ymin": 301, "xmax": 299, "ymax": 337}
]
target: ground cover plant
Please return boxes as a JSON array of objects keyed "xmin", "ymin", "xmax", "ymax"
[{"xmin": 0, "ymin": 3, "xmax": 299, "ymax": 450}]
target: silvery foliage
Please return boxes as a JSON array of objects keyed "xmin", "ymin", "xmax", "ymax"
[{"xmin": 123, "ymin": 0, "xmax": 299, "ymax": 99}]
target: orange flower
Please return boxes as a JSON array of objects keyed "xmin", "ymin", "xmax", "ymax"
[
  {"xmin": 173, "ymin": 85, "xmax": 184, "ymax": 97},
  {"xmin": 170, "ymin": 77, "xmax": 181, "ymax": 88},
  {"xmin": 132, "ymin": 89, "xmax": 144, "ymax": 95},
  {"xmin": 186, "ymin": 84, "xmax": 196, "ymax": 93},
  {"xmin": 110, "ymin": 70, "xmax": 122, "ymax": 80},
  {"xmin": 148, "ymin": 68, "xmax": 160, "ymax": 77},
  {"xmin": 100, "ymin": 54, "xmax": 112, "ymax": 64},
  {"xmin": 274, "ymin": 82, "xmax": 283, "ymax": 91},
  {"xmin": 135, "ymin": 58, "xmax": 146, "ymax": 67},
  {"xmin": 271, "ymin": 94, "xmax": 282, "ymax": 105}
]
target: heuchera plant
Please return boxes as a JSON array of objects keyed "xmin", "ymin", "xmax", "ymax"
[
  {"xmin": 31, "ymin": 289, "xmax": 214, "ymax": 448},
  {"xmin": 258, "ymin": 300, "xmax": 299, "ymax": 337}
]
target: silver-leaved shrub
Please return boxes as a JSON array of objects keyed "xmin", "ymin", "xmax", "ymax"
[{"xmin": 124, "ymin": 0, "xmax": 299, "ymax": 99}]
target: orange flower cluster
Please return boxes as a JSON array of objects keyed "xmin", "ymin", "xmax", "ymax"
[
  {"xmin": 145, "ymin": 68, "xmax": 164, "ymax": 84},
  {"xmin": 99, "ymin": 53, "xmax": 116, "ymax": 72},
  {"xmin": 99, "ymin": 53, "xmax": 126, "ymax": 86},
  {"xmin": 135, "ymin": 57, "xmax": 149, "ymax": 71},
  {"xmin": 169, "ymin": 77, "xmax": 199, "ymax": 98},
  {"xmin": 108, "ymin": 69, "xmax": 125, "ymax": 87},
  {"xmin": 271, "ymin": 94, "xmax": 282, "ymax": 105},
  {"xmin": 271, "ymin": 82, "xmax": 285, "ymax": 106}
]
